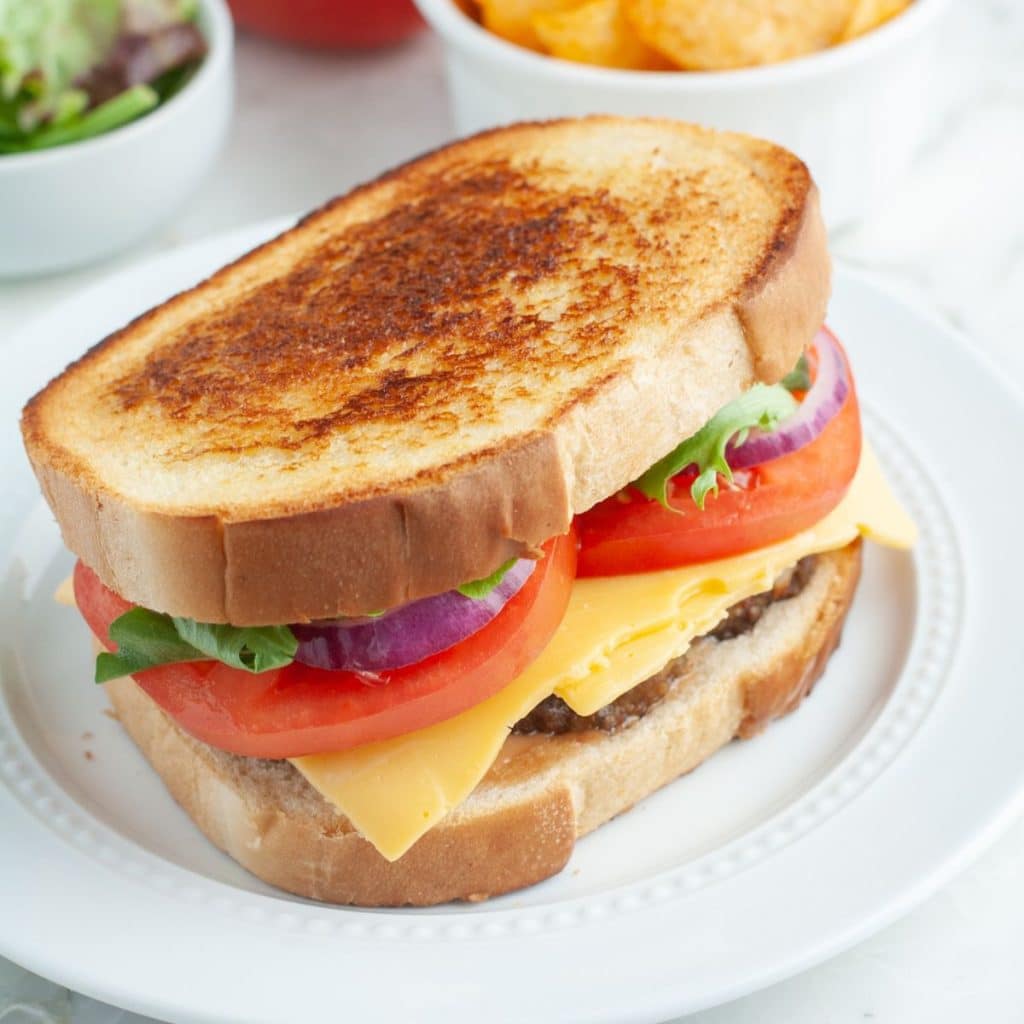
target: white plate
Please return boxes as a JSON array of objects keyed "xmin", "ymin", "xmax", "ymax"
[{"xmin": 1, "ymin": 221, "xmax": 1021, "ymax": 1024}]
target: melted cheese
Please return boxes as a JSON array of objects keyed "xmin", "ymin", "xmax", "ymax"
[
  {"xmin": 292, "ymin": 446, "xmax": 916, "ymax": 861},
  {"xmin": 54, "ymin": 575, "xmax": 76, "ymax": 607}
]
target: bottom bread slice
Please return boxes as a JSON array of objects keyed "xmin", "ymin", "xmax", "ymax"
[{"xmin": 105, "ymin": 541, "xmax": 862, "ymax": 907}]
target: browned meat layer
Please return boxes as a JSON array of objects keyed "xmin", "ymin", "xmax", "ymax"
[{"xmin": 513, "ymin": 555, "xmax": 818, "ymax": 736}]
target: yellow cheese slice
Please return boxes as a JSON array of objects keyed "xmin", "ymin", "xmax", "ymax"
[
  {"xmin": 292, "ymin": 445, "xmax": 915, "ymax": 861},
  {"xmin": 554, "ymin": 444, "xmax": 914, "ymax": 715},
  {"xmin": 54, "ymin": 575, "xmax": 77, "ymax": 607}
]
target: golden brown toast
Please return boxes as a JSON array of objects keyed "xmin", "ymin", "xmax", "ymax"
[{"xmin": 23, "ymin": 117, "xmax": 829, "ymax": 624}]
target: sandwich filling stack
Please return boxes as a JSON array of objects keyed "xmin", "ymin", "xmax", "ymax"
[{"xmin": 22, "ymin": 118, "xmax": 915, "ymax": 906}]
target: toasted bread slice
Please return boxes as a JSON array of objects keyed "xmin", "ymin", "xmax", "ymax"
[
  {"xmin": 104, "ymin": 541, "xmax": 859, "ymax": 906},
  {"xmin": 24, "ymin": 117, "xmax": 829, "ymax": 624}
]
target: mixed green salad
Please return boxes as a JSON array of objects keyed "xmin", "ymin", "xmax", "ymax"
[{"xmin": 0, "ymin": 0, "xmax": 206, "ymax": 154}]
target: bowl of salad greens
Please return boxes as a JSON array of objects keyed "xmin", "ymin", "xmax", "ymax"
[{"xmin": 0, "ymin": 0, "xmax": 232, "ymax": 275}]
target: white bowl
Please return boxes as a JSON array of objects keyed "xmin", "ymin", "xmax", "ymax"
[
  {"xmin": 0, "ymin": 0, "xmax": 233, "ymax": 277},
  {"xmin": 414, "ymin": 0, "xmax": 951, "ymax": 229}
]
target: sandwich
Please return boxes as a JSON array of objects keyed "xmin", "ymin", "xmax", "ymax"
[{"xmin": 21, "ymin": 117, "xmax": 916, "ymax": 906}]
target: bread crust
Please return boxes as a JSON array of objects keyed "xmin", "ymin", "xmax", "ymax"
[
  {"xmin": 105, "ymin": 542, "xmax": 860, "ymax": 906},
  {"xmin": 24, "ymin": 117, "xmax": 829, "ymax": 623}
]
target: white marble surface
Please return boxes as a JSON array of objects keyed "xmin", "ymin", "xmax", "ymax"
[{"xmin": 2, "ymin": 2, "xmax": 1022, "ymax": 1021}]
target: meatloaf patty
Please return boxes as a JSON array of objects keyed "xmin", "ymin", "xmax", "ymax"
[{"xmin": 513, "ymin": 555, "xmax": 818, "ymax": 736}]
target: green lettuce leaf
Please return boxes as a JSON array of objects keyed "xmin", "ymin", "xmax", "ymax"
[
  {"xmin": 0, "ymin": 0, "xmax": 119, "ymax": 126},
  {"xmin": 5, "ymin": 82, "xmax": 156, "ymax": 151},
  {"xmin": 781, "ymin": 353, "xmax": 811, "ymax": 392},
  {"xmin": 95, "ymin": 608, "xmax": 297, "ymax": 683},
  {"xmin": 172, "ymin": 617, "xmax": 298, "ymax": 673},
  {"xmin": 457, "ymin": 558, "xmax": 517, "ymax": 599},
  {"xmin": 0, "ymin": 0, "xmax": 201, "ymax": 153},
  {"xmin": 634, "ymin": 383, "xmax": 797, "ymax": 511}
]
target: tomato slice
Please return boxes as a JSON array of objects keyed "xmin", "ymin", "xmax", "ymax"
[
  {"xmin": 75, "ymin": 530, "xmax": 577, "ymax": 759},
  {"xmin": 576, "ymin": 334, "xmax": 862, "ymax": 576}
]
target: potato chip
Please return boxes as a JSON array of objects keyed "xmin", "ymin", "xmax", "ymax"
[
  {"xmin": 532, "ymin": 0, "xmax": 672, "ymax": 69},
  {"xmin": 622, "ymin": 0, "xmax": 855, "ymax": 70},
  {"xmin": 479, "ymin": 0, "xmax": 587, "ymax": 51},
  {"xmin": 839, "ymin": 0, "xmax": 912, "ymax": 41}
]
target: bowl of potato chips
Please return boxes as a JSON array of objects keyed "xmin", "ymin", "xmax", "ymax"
[{"xmin": 414, "ymin": 0, "xmax": 952, "ymax": 227}]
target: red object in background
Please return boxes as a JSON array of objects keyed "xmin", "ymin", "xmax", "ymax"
[{"xmin": 227, "ymin": 0, "xmax": 424, "ymax": 49}]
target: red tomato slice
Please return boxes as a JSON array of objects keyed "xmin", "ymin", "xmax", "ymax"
[
  {"xmin": 75, "ymin": 531, "xmax": 577, "ymax": 759},
  {"xmin": 576, "ymin": 336, "xmax": 862, "ymax": 576}
]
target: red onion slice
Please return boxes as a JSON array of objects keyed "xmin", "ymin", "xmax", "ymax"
[
  {"xmin": 728, "ymin": 327, "xmax": 849, "ymax": 470},
  {"xmin": 291, "ymin": 559, "xmax": 536, "ymax": 673}
]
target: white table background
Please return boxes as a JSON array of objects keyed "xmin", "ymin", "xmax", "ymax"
[{"xmin": 2, "ymin": 2, "xmax": 1022, "ymax": 1021}]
